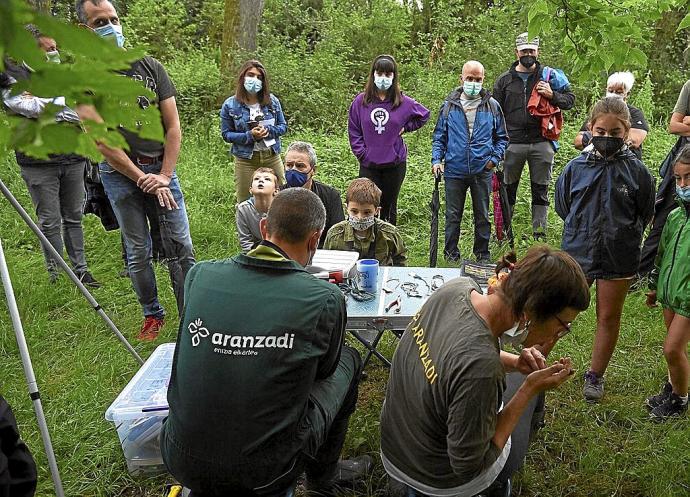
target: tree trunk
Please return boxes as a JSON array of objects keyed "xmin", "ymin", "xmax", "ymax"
[{"xmin": 220, "ymin": 0, "xmax": 265, "ymax": 88}]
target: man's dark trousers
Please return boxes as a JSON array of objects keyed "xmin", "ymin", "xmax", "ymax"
[{"xmin": 162, "ymin": 347, "xmax": 362, "ymax": 497}]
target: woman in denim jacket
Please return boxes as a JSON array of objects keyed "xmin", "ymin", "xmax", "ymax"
[{"xmin": 220, "ymin": 60, "xmax": 287, "ymax": 203}]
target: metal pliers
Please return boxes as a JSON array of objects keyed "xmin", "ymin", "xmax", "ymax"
[{"xmin": 385, "ymin": 294, "xmax": 402, "ymax": 314}]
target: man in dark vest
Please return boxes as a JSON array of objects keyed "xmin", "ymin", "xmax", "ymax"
[{"xmin": 161, "ymin": 188, "xmax": 371, "ymax": 497}]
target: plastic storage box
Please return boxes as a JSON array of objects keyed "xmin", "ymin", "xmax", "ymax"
[{"xmin": 105, "ymin": 342, "xmax": 175, "ymax": 475}]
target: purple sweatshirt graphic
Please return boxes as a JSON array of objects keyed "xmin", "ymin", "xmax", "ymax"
[{"xmin": 348, "ymin": 92, "xmax": 430, "ymax": 167}]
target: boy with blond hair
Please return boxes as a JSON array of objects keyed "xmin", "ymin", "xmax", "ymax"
[
  {"xmin": 324, "ymin": 178, "xmax": 407, "ymax": 266},
  {"xmin": 235, "ymin": 167, "xmax": 279, "ymax": 252}
]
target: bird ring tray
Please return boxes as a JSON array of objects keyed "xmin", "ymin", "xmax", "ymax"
[{"xmin": 345, "ymin": 267, "xmax": 464, "ymax": 335}]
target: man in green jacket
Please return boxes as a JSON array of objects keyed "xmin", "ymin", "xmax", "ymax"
[{"xmin": 161, "ymin": 188, "xmax": 370, "ymax": 496}]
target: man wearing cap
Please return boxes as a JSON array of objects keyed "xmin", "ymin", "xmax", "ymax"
[{"xmin": 492, "ymin": 33, "xmax": 575, "ymax": 240}]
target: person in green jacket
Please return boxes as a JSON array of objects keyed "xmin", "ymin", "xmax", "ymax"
[
  {"xmin": 161, "ymin": 188, "xmax": 371, "ymax": 496},
  {"xmin": 324, "ymin": 178, "xmax": 407, "ymax": 266},
  {"xmin": 645, "ymin": 147, "xmax": 690, "ymax": 422}
]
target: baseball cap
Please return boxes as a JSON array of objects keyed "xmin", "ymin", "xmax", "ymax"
[{"xmin": 516, "ymin": 32, "xmax": 540, "ymax": 51}]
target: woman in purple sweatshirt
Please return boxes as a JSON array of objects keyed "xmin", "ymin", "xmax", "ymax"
[{"xmin": 348, "ymin": 55, "xmax": 430, "ymax": 225}]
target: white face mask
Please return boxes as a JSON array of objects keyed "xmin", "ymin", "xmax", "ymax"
[{"xmin": 501, "ymin": 320, "xmax": 530, "ymax": 349}]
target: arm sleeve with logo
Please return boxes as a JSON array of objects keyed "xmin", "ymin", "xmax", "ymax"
[
  {"xmin": 314, "ymin": 290, "xmax": 347, "ymax": 380},
  {"xmin": 0, "ymin": 396, "xmax": 37, "ymax": 497},
  {"xmin": 446, "ymin": 376, "xmax": 502, "ymax": 481},
  {"xmin": 629, "ymin": 106, "xmax": 649, "ymax": 132}
]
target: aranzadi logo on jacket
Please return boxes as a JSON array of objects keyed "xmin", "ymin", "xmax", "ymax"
[{"xmin": 188, "ymin": 317, "xmax": 295, "ymax": 356}]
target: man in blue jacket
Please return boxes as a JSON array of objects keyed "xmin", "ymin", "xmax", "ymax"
[{"xmin": 432, "ymin": 60, "xmax": 509, "ymax": 263}]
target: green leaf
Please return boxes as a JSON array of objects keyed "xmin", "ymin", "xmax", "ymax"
[
  {"xmin": 678, "ymin": 12, "xmax": 690, "ymax": 31},
  {"xmin": 628, "ymin": 47, "xmax": 647, "ymax": 66}
]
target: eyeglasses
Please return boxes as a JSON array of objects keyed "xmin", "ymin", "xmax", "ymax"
[{"xmin": 555, "ymin": 315, "xmax": 572, "ymax": 338}]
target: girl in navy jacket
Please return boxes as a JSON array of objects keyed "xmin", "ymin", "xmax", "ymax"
[{"xmin": 555, "ymin": 96, "xmax": 655, "ymax": 402}]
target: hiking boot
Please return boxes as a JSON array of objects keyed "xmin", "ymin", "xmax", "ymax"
[
  {"xmin": 78, "ymin": 271, "xmax": 101, "ymax": 289},
  {"xmin": 649, "ymin": 392, "xmax": 688, "ymax": 422},
  {"xmin": 583, "ymin": 370, "xmax": 605, "ymax": 402},
  {"xmin": 305, "ymin": 455, "xmax": 373, "ymax": 496},
  {"xmin": 645, "ymin": 381, "xmax": 672, "ymax": 410},
  {"xmin": 137, "ymin": 316, "xmax": 164, "ymax": 341}
]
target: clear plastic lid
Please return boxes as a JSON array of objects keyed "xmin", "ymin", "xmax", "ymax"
[{"xmin": 105, "ymin": 343, "xmax": 175, "ymax": 421}]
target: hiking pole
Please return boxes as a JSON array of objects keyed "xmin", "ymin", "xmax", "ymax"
[
  {"xmin": 0, "ymin": 238, "xmax": 66, "ymax": 497},
  {"xmin": 0, "ymin": 178, "xmax": 144, "ymax": 365}
]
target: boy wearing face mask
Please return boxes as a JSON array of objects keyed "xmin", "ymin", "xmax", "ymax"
[
  {"xmin": 492, "ymin": 33, "xmax": 575, "ymax": 241},
  {"xmin": 555, "ymin": 96, "xmax": 655, "ymax": 402},
  {"xmin": 324, "ymin": 178, "xmax": 407, "ymax": 266},
  {"xmin": 432, "ymin": 60, "xmax": 509, "ymax": 264}
]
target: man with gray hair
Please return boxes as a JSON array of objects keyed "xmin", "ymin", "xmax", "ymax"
[
  {"xmin": 162, "ymin": 187, "xmax": 370, "ymax": 496},
  {"xmin": 284, "ymin": 140, "xmax": 345, "ymax": 247}
]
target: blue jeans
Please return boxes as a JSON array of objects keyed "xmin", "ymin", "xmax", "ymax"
[
  {"xmin": 444, "ymin": 171, "xmax": 492, "ymax": 261},
  {"xmin": 99, "ymin": 160, "xmax": 195, "ymax": 318}
]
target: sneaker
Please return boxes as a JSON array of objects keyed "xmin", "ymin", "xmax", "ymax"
[
  {"xmin": 305, "ymin": 455, "xmax": 373, "ymax": 496},
  {"xmin": 49, "ymin": 272, "xmax": 59, "ymax": 284},
  {"xmin": 583, "ymin": 370, "xmax": 605, "ymax": 402},
  {"xmin": 649, "ymin": 392, "xmax": 688, "ymax": 422},
  {"xmin": 533, "ymin": 232, "xmax": 547, "ymax": 242},
  {"xmin": 444, "ymin": 253, "xmax": 461, "ymax": 263},
  {"xmin": 137, "ymin": 316, "xmax": 164, "ymax": 341},
  {"xmin": 78, "ymin": 271, "xmax": 101, "ymax": 289},
  {"xmin": 645, "ymin": 381, "xmax": 672, "ymax": 410}
]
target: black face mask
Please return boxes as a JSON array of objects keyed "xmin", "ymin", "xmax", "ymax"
[
  {"xmin": 591, "ymin": 136, "xmax": 625, "ymax": 159},
  {"xmin": 519, "ymin": 55, "xmax": 536, "ymax": 69}
]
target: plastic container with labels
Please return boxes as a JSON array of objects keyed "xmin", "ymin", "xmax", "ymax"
[{"xmin": 105, "ymin": 342, "xmax": 175, "ymax": 475}]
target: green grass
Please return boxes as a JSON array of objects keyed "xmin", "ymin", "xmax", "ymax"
[{"xmin": 1, "ymin": 116, "xmax": 689, "ymax": 496}]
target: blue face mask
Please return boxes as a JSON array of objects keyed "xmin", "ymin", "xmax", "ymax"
[
  {"xmin": 244, "ymin": 76, "xmax": 263, "ymax": 94},
  {"xmin": 374, "ymin": 75, "xmax": 393, "ymax": 91},
  {"xmin": 285, "ymin": 169, "xmax": 309, "ymax": 188},
  {"xmin": 94, "ymin": 23, "xmax": 125, "ymax": 48},
  {"xmin": 677, "ymin": 185, "xmax": 690, "ymax": 202}
]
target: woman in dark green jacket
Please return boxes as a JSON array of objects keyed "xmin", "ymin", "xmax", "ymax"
[{"xmin": 645, "ymin": 148, "xmax": 690, "ymax": 422}]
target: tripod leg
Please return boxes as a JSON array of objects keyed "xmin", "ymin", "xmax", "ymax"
[
  {"xmin": 0, "ymin": 239, "xmax": 66, "ymax": 497},
  {"xmin": 0, "ymin": 178, "xmax": 143, "ymax": 365}
]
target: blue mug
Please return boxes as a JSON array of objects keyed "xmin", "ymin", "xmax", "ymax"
[{"xmin": 356, "ymin": 259, "xmax": 379, "ymax": 292}]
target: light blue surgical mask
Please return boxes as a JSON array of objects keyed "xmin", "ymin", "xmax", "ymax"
[
  {"xmin": 676, "ymin": 185, "xmax": 690, "ymax": 202},
  {"xmin": 374, "ymin": 75, "xmax": 393, "ymax": 91},
  {"xmin": 45, "ymin": 50, "xmax": 61, "ymax": 64},
  {"xmin": 94, "ymin": 23, "xmax": 125, "ymax": 48},
  {"xmin": 244, "ymin": 76, "xmax": 263, "ymax": 94},
  {"xmin": 463, "ymin": 81, "xmax": 482, "ymax": 98}
]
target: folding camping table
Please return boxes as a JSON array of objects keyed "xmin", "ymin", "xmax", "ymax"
[{"xmin": 345, "ymin": 266, "xmax": 466, "ymax": 369}]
